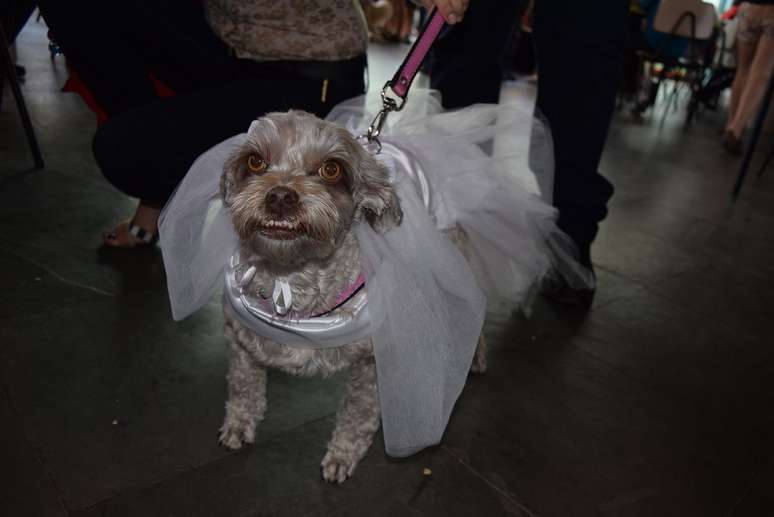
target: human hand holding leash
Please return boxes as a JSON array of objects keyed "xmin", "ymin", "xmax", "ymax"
[{"xmin": 417, "ymin": 0, "xmax": 469, "ymax": 24}]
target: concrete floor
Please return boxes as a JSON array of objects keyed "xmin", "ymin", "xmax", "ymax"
[{"xmin": 2, "ymin": 16, "xmax": 774, "ymax": 517}]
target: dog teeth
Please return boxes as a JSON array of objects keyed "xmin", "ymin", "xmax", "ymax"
[{"xmin": 265, "ymin": 220, "xmax": 298, "ymax": 230}]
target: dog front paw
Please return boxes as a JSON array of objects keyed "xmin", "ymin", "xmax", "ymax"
[
  {"xmin": 320, "ymin": 450, "xmax": 360, "ymax": 484},
  {"xmin": 218, "ymin": 418, "xmax": 256, "ymax": 450}
]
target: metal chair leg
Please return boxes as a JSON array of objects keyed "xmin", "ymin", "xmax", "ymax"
[
  {"xmin": 0, "ymin": 65, "xmax": 5, "ymax": 108},
  {"xmin": 756, "ymin": 145, "xmax": 774, "ymax": 179},
  {"xmin": 0, "ymin": 24, "xmax": 44, "ymax": 169}
]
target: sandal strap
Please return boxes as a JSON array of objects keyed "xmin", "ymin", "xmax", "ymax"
[{"xmin": 128, "ymin": 223, "xmax": 158, "ymax": 244}]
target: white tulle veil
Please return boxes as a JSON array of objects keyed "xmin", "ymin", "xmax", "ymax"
[{"xmin": 158, "ymin": 89, "xmax": 592, "ymax": 457}]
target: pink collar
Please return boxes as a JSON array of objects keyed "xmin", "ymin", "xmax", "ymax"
[{"xmin": 313, "ymin": 272, "xmax": 366, "ymax": 317}]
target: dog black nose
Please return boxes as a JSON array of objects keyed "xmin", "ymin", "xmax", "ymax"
[{"xmin": 265, "ymin": 186, "xmax": 300, "ymax": 215}]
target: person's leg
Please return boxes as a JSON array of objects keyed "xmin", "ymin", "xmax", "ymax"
[
  {"xmin": 727, "ymin": 35, "xmax": 774, "ymax": 138},
  {"xmin": 428, "ymin": 0, "xmax": 526, "ymax": 108},
  {"xmin": 37, "ymin": 0, "xmax": 235, "ymax": 117},
  {"xmin": 97, "ymin": 57, "xmax": 367, "ymax": 247},
  {"xmin": 102, "ymin": 201, "xmax": 164, "ymax": 248},
  {"xmin": 533, "ymin": 0, "xmax": 629, "ymax": 269},
  {"xmin": 727, "ymin": 41, "xmax": 758, "ymax": 132},
  {"xmin": 36, "ymin": 0, "xmax": 159, "ymax": 116},
  {"xmin": 126, "ymin": 0, "xmax": 239, "ymax": 94}
]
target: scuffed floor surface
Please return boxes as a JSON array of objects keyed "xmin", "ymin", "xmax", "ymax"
[{"xmin": 2, "ymin": 17, "xmax": 774, "ymax": 517}]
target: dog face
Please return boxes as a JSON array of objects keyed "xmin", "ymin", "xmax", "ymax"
[{"xmin": 221, "ymin": 111, "xmax": 402, "ymax": 266}]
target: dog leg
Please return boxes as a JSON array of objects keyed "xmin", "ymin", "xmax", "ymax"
[
  {"xmin": 219, "ymin": 341, "xmax": 267, "ymax": 450},
  {"xmin": 444, "ymin": 224, "xmax": 487, "ymax": 374},
  {"xmin": 470, "ymin": 333, "xmax": 488, "ymax": 374},
  {"xmin": 321, "ymin": 359, "xmax": 380, "ymax": 483}
]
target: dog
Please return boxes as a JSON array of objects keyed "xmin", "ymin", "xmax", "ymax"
[{"xmin": 217, "ymin": 110, "xmax": 487, "ymax": 483}]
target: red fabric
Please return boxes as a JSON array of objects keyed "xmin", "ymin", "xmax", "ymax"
[
  {"xmin": 721, "ymin": 5, "xmax": 739, "ymax": 20},
  {"xmin": 152, "ymin": 76, "xmax": 176, "ymax": 99},
  {"xmin": 62, "ymin": 70, "xmax": 109, "ymax": 123},
  {"xmin": 62, "ymin": 68, "xmax": 176, "ymax": 125}
]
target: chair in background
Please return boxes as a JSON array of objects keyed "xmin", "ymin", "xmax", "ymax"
[
  {"xmin": 1, "ymin": 2, "xmax": 44, "ymax": 169},
  {"xmin": 688, "ymin": 14, "xmax": 736, "ymax": 115},
  {"xmin": 653, "ymin": 0, "xmax": 715, "ymax": 39},
  {"xmin": 632, "ymin": 0, "xmax": 719, "ymax": 126}
]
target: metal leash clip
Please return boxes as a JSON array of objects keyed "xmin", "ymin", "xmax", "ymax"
[
  {"xmin": 359, "ymin": 82, "xmax": 408, "ymax": 154},
  {"xmin": 358, "ymin": 8, "xmax": 445, "ymax": 154}
]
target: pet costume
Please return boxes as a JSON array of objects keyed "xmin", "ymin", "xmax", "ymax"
[{"xmin": 158, "ymin": 87, "xmax": 592, "ymax": 457}]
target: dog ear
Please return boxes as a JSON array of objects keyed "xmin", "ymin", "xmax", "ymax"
[
  {"xmin": 220, "ymin": 120, "xmax": 267, "ymax": 206},
  {"xmin": 219, "ymin": 150, "xmax": 241, "ymax": 208},
  {"xmin": 352, "ymin": 150, "xmax": 403, "ymax": 233}
]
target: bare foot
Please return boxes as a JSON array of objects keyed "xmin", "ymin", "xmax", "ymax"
[{"xmin": 103, "ymin": 201, "xmax": 161, "ymax": 248}]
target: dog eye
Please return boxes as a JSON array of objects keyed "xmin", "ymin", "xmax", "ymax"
[
  {"xmin": 318, "ymin": 161, "xmax": 343, "ymax": 184},
  {"xmin": 247, "ymin": 154, "xmax": 268, "ymax": 174}
]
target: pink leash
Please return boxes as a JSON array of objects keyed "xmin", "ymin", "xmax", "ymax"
[
  {"xmin": 390, "ymin": 10, "xmax": 447, "ymax": 98},
  {"xmin": 363, "ymin": 9, "xmax": 447, "ymax": 150}
]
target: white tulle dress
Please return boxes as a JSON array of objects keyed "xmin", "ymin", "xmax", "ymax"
[{"xmin": 158, "ymin": 89, "xmax": 593, "ymax": 458}]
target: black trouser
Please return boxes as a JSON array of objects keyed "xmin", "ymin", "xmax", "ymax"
[
  {"xmin": 534, "ymin": 0, "xmax": 628, "ymax": 252},
  {"xmin": 428, "ymin": 0, "xmax": 526, "ymax": 108},
  {"xmin": 429, "ymin": 0, "xmax": 628, "ymax": 255},
  {"xmin": 37, "ymin": 1, "xmax": 367, "ymax": 204},
  {"xmin": 91, "ymin": 56, "xmax": 366, "ymax": 203}
]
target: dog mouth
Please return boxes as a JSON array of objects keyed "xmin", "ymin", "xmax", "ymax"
[{"xmin": 258, "ymin": 219, "xmax": 305, "ymax": 240}]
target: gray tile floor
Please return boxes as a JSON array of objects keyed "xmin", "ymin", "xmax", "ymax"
[{"xmin": 2, "ymin": 16, "xmax": 774, "ymax": 517}]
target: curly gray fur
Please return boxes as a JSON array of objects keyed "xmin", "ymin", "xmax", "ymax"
[{"xmin": 217, "ymin": 111, "xmax": 485, "ymax": 483}]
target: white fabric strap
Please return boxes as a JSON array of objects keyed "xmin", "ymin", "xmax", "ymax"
[{"xmin": 272, "ymin": 277, "xmax": 293, "ymax": 316}]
